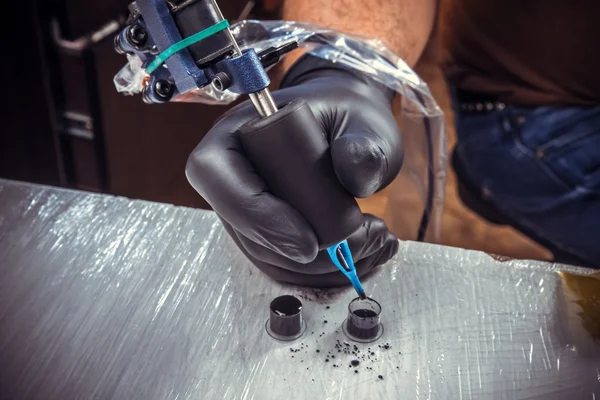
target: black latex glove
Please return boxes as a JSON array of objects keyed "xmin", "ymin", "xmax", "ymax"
[{"xmin": 186, "ymin": 55, "xmax": 403, "ymax": 287}]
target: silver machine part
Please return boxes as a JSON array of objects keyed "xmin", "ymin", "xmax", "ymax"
[
  {"xmin": 208, "ymin": 0, "xmax": 278, "ymax": 117},
  {"xmin": 0, "ymin": 179, "xmax": 598, "ymax": 399},
  {"xmin": 249, "ymin": 89, "xmax": 278, "ymax": 117}
]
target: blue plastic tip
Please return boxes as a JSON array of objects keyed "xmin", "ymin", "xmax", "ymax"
[{"xmin": 326, "ymin": 240, "xmax": 366, "ymax": 298}]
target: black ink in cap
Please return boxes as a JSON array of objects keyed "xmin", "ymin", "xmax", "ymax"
[
  {"xmin": 342, "ymin": 297, "xmax": 384, "ymax": 343},
  {"xmin": 266, "ymin": 295, "xmax": 306, "ymax": 341}
]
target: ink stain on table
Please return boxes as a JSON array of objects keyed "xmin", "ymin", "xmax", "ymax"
[{"xmin": 282, "ymin": 301, "xmax": 396, "ymax": 381}]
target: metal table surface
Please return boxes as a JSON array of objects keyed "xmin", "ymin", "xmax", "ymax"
[{"xmin": 0, "ymin": 179, "xmax": 598, "ymax": 400}]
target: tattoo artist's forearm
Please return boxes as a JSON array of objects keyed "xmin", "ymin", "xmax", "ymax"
[{"xmin": 283, "ymin": 0, "xmax": 437, "ymax": 67}]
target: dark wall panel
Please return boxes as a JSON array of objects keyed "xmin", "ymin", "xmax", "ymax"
[
  {"xmin": 2, "ymin": 0, "xmax": 251, "ymax": 209},
  {"xmin": 0, "ymin": 1, "xmax": 63, "ymax": 186}
]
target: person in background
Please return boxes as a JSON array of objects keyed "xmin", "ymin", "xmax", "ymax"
[{"xmin": 186, "ymin": 0, "xmax": 600, "ymax": 285}]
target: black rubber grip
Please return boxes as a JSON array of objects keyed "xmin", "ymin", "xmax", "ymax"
[{"xmin": 239, "ymin": 99, "xmax": 364, "ymax": 250}]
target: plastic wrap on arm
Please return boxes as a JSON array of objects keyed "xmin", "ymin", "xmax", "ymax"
[{"xmin": 114, "ymin": 19, "xmax": 447, "ymax": 243}]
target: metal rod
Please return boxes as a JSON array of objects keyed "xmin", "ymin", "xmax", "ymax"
[
  {"xmin": 208, "ymin": 0, "xmax": 278, "ymax": 118},
  {"xmin": 249, "ymin": 90, "xmax": 277, "ymax": 117},
  {"xmin": 225, "ymin": 28, "xmax": 243, "ymax": 56},
  {"xmin": 208, "ymin": 0, "xmax": 242, "ymax": 56},
  {"xmin": 337, "ymin": 247, "xmax": 351, "ymax": 272}
]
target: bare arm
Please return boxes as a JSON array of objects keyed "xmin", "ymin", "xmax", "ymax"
[{"xmin": 283, "ymin": 0, "xmax": 437, "ymax": 67}]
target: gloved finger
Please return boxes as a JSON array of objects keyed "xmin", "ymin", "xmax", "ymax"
[
  {"xmin": 346, "ymin": 214, "xmax": 399, "ymax": 262},
  {"xmin": 228, "ymin": 214, "xmax": 398, "ymax": 281},
  {"xmin": 220, "ymin": 220, "xmax": 339, "ymax": 286},
  {"xmin": 227, "ymin": 226, "xmax": 380, "ymax": 289},
  {"xmin": 186, "ymin": 114, "xmax": 319, "ymax": 264},
  {"xmin": 330, "ymin": 113, "xmax": 403, "ymax": 198},
  {"xmin": 228, "ymin": 239, "xmax": 395, "ymax": 289},
  {"xmin": 254, "ymin": 264, "xmax": 373, "ymax": 288},
  {"xmin": 233, "ymin": 227, "xmax": 335, "ymax": 274},
  {"xmin": 350, "ymin": 215, "xmax": 399, "ymax": 273}
]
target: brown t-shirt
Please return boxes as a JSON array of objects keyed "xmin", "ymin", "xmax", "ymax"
[{"xmin": 441, "ymin": 0, "xmax": 600, "ymax": 106}]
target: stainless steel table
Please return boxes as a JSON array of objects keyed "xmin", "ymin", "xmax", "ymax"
[{"xmin": 0, "ymin": 179, "xmax": 598, "ymax": 400}]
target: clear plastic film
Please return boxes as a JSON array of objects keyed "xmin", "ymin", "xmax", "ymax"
[
  {"xmin": 114, "ymin": 20, "xmax": 447, "ymax": 242},
  {"xmin": 1, "ymin": 179, "xmax": 598, "ymax": 399}
]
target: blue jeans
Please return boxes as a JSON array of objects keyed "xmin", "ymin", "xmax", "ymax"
[{"xmin": 452, "ymin": 98, "xmax": 600, "ymax": 268}]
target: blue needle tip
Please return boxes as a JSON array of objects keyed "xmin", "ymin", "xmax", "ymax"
[{"xmin": 326, "ymin": 240, "xmax": 367, "ymax": 299}]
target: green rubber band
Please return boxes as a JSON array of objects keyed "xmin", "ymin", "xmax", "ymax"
[{"xmin": 146, "ymin": 19, "xmax": 230, "ymax": 74}]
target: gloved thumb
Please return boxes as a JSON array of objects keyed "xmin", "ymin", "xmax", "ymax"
[{"xmin": 330, "ymin": 116, "xmax": 403, "ymax": 198}]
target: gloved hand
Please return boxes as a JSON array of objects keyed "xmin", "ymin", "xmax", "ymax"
[{"xmin": 186, "ymin": 55, "xmax": 403, "ymax": 287}]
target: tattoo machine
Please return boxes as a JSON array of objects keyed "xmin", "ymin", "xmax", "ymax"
[{"xmin": 113, "ymin": 0, "xmax": 367, "ymax": 298}]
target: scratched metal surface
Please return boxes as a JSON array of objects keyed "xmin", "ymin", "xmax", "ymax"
[{"xmin": 0, "ymin": 179, "xmax": 598, "ymax": 400}]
